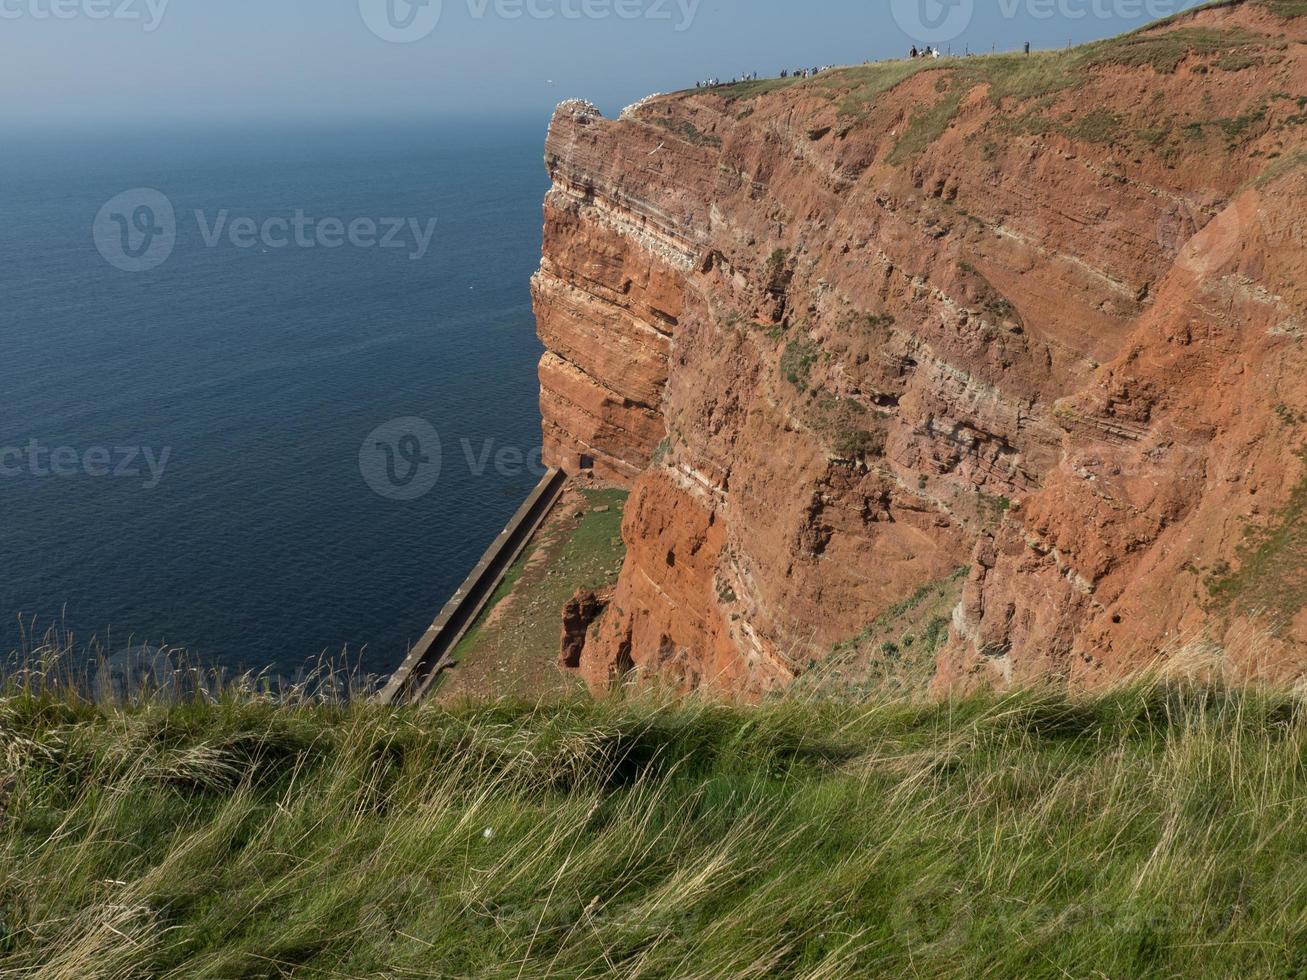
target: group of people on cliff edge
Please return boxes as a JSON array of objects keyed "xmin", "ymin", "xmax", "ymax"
[
  {"xmin": 695, "ymin": 39, "xmax": 1039, "ymax": 93},
  {"xmin": 780, "ymin": 66, "xmax": 831, "ymax": 79},
  {"xmin": 695, "ymin": 66, "xmax": 830, "ymax": 89}
]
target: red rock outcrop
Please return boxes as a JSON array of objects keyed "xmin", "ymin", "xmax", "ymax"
[
  {"xmin": 560, "ymin": 586, "xmax": 613, "ymax": 673},
  {"xmin": 536, "ymin": 3, "xmax": 1307, "ymax": 696}
]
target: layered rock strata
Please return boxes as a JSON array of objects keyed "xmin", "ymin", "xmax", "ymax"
[{"xmin": 533, "ymin": 3, "xmax": 1307, "ymax": 696}]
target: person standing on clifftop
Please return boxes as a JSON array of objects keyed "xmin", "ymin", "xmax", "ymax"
[{"xmin": 910, "ymin": 45, "xmax": 919, "ymax": 58}]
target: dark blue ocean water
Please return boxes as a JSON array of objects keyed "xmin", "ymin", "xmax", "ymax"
[{"xmin": 0, "ymin": 119, "xmax": 552, "ymax": 679}]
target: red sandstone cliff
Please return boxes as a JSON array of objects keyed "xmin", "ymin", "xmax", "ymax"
[{"xmin": 534, "ymin": 0, "xmax": 1307, "ymax": 697}]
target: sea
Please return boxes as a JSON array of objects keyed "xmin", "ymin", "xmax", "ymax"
[{"xmin": 0, "ymin": 118, "xmax": 553, "ymax": 681}]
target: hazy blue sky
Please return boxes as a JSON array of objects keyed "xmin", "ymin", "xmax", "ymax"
[{"xmin": 0, "ymin": 0, "xmax": 1209, "ymax": 127}]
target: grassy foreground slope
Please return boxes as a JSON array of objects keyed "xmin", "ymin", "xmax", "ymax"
[{"xmin": 1, "ymin": 681, "xmax": 1305, "ymax": 978}]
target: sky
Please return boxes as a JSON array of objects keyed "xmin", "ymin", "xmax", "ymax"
[{"xmin": 0, "ymin": 0, "xmax": 1212, "ymax": 128}]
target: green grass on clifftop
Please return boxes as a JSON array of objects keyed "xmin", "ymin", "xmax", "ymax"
[
  {"xmin": 705, "ymin": 6, "xmax": 1292, "ymax": 168},
  {"xmin": 2, "ymin": 674, "xmax": 1305, "ymax": 978}
]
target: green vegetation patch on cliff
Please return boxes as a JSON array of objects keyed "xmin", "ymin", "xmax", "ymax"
[
  {"xmin": 711, "ymin": 75, "xmax": 807, "ymax": 102},
  {"xmin": 3, "ymin": 675, "xmax": 1306, "ymax": 977},
  {"xmin": 1205, "ymin": 452, "xmax": 1307, "ymax": 632},
  {"xmin": 1250, "ymin": 148, "xmax": 1307, "ymax": 188},
  {"xmin": 1261, "ymin": 0, "xmax": 1307, "ymax": 17},
  {"xmin": 862, "ymin": 25, "xmax": 1281, "ymax": 160},
  {"xmin": 888, "ymin": 88, "xmax": 966, "ymax": 165},
  {"xmin": 808, "ymin": 394, "xmax": 887, "ymax": 462},
  {"xmin": 780, "ymin": 337, "xmax": 819, "ymax": 392},
  {"xmin": 1083, "ymin": 25, "xmax": 1276, "ymax": 74},
  {"xmin": 694, "ymin": 18, "xmax": 1284, "ymax": 166},
  {"xmin": 830, "ymin": 61, "xmax": 938, "ymax": 118},
  {"xmin": 1146, "ymin": 0, "xmax": 1305, "ymax": 24},
  {"xmin": 650, "ymin": 115, "xmax": 722, "ymax": 148},
  {"xmin": 800, "ymin": 567, "xmax": 969, "ymax": 698}
]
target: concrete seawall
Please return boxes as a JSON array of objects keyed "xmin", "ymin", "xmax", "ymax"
[{"xmin": 377, "ymin": 467, "xmax": 568, "ymax": 705}]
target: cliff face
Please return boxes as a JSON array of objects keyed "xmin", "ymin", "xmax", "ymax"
[{"xmin": 534, "ymin": 0, "xmax": 1307, "ymax": 697}]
